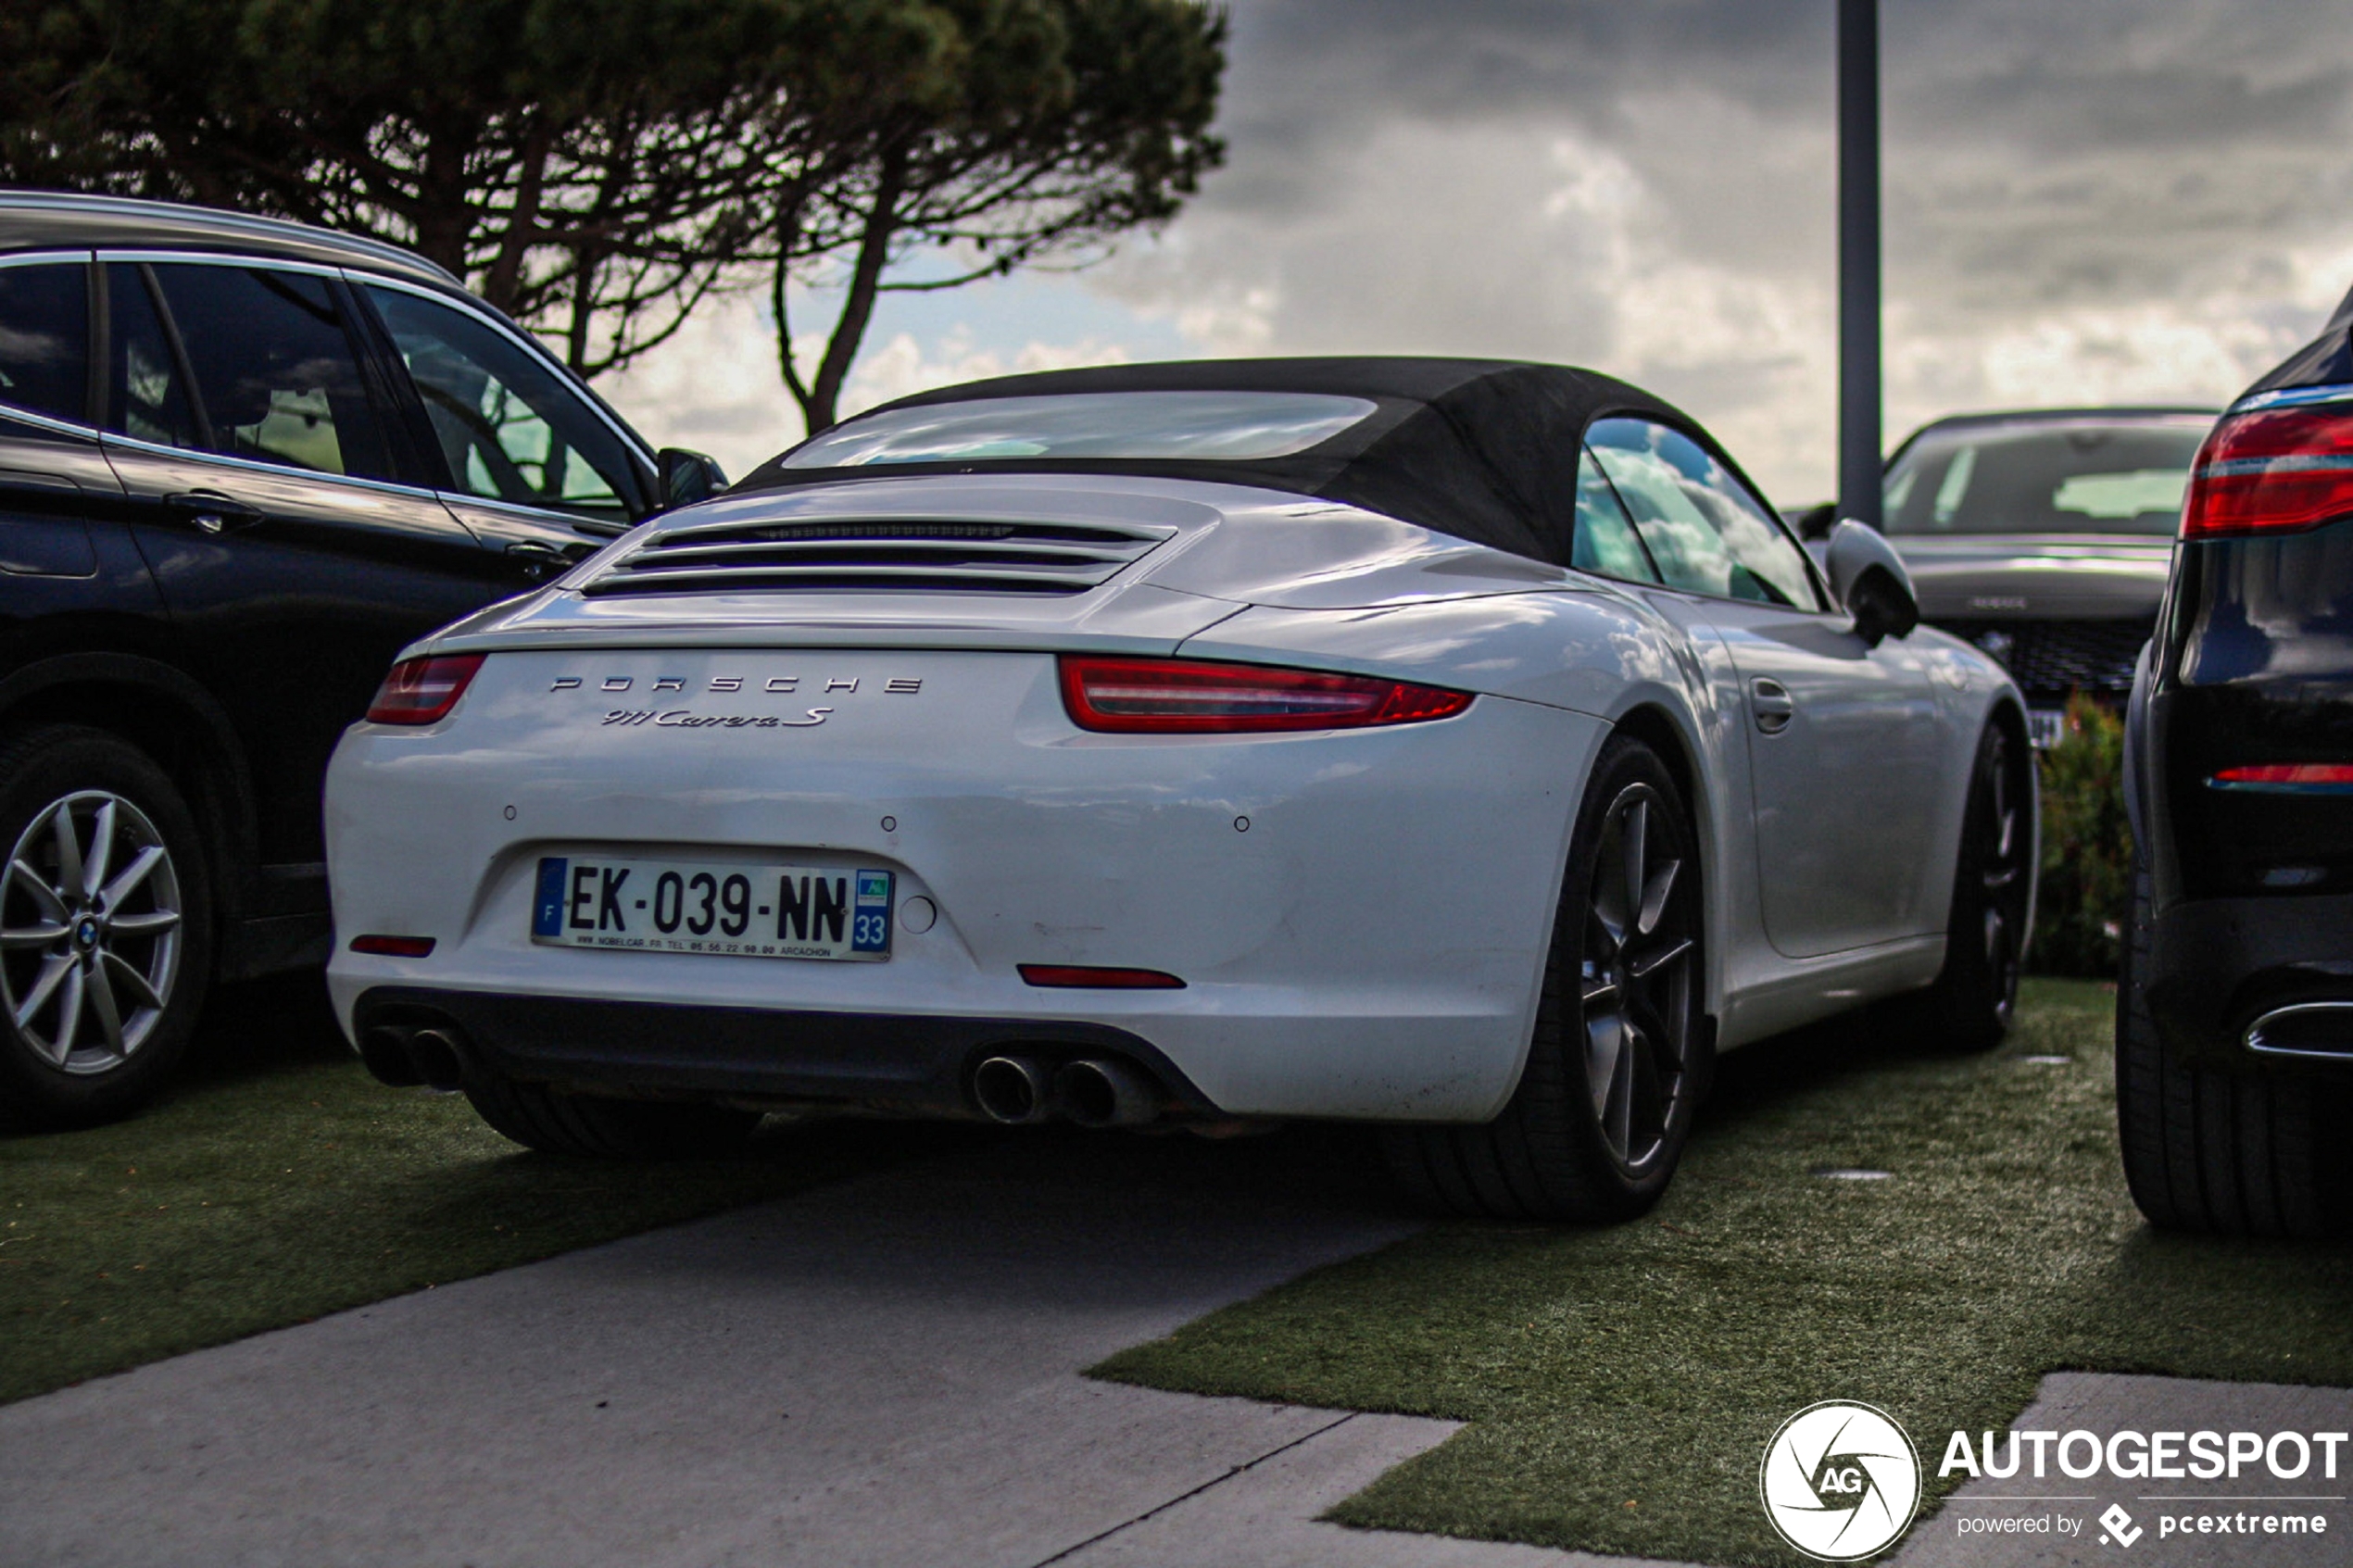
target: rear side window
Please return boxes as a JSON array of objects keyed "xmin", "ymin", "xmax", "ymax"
[
  {"xmin": 366, "ymin": 285, "xmax": 639, "ymax": 520},
  {"xmin": 1586, "ymin": 418, "xmax": 1820, "ymax": 609},
  {"xmin": 1572, "ymin": 446, "xmax": 1659, "ymax": 583},
  {"xmin": 106, "ymin": 265, "xmax": 202, "ymax": 449},
  {"xmin": 141, "ymin": 263, "xmax": 394, "ymax": 481},
  {"xmin": 0, "ymin": 263, "xmax": 90, "ymax": 426}
]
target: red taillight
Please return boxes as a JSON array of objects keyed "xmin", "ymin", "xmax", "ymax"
[
  {"xmin": 1018, "ymin": 964, "xmax": 1186, "ymax": 989},
  {"xmin": 2182, "ymin": 404, "xmax": 2353, "ymax": 538},
  {"xmin": 2209, "ymin": 764, "xmax": 2353, "ymax": 794},
  {"xmin": 365, "ymin": 655, "xmax": 484, "ymax": 724},
  {"xmin": 348, "ymin": 935, "xmax": 436, "ymax": 957},
  {"xmin": 1058, "ymin": 655, "xmax": 1472, "ymax": 734}
]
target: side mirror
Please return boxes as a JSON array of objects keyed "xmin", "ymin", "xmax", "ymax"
[
  {"xmin": 1787, "ymin": 501, "xmax": 1838, "ymax": 541},
  {"xmin": 1823, "ymin": 519, "xmax": 1920, "ymax": 646},
  {"xmin": 655, "ymin": 448, "xmax": 728, "ymax": 513}
]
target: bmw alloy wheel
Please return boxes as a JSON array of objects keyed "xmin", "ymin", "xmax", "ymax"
[
  {"xmin": 1580, "ymin": 782, "xmax": 1696, "ymax": 1172},
  {"xmin": 0, "ymin": 790, "xmax": 183, "ymax": 1073}
]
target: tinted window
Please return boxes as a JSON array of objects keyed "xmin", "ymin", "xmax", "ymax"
[
  {"xmin": 139, "ymin": 264, "xmax": 393, "ymax": 480},
  {"xmin": 1881, "ymin": 421, "xmax": 2208, "ymax": 536},
  {"xmin": 106, "ymin": 265, "xmax": 202, "ymax": 450},
  {"xmin": 1572, "ymin": 445, "xmax": 1657, "ymax": 583},
  {"xmin": 0, "ymin": 264, "xmax": 89, "ymax": 425},
  {"xmin": 1587, "ymin": 418, "xmax": 1819, "ymax": 608},
  {"xmin": 783, "ymin": 392, "xmax": 1378, "ymax": 469},
  {"xmin": 367, "ymin": 286, "xmax": 636, "ymax": 519}
]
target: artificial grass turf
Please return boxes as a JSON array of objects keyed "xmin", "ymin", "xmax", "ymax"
[
  {"xmin": 0, "ymin": 976, "xmax": 908, "ymax": 1407},
  {"xmin": 1090, "ymin": 979, "xmax": 2353, "ymax": 1567}
]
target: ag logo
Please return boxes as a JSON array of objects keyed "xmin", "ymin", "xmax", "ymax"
[{"xmin": 1759, "ymin": 1400, "xmax": 1922, "ymax": 1562}]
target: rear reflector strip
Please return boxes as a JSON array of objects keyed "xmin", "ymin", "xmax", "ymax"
[
  {"xmin": 1018, "ymin": 964, "xmax": 1186, "ymax": 989},
  {"xmin": 2208, "ymin": 764, "xmax": 2353, "ymax": 795},
  {"xmin": 348, "ymin": 935, "xmax": 437, "ymax": 958}
]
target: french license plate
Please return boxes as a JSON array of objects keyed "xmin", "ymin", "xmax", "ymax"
[
  {"xmin": 2027, "ymin": 708, "xmax": 2068, "ymax": 749},
  {"xmin": 531, "ymin": 857, "xmax": 892, "ymax": 960}
]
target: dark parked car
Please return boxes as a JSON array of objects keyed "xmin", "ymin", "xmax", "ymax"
[
  {"xmin": 1877, "ymin": 407, "xmax": 2215, "ymax": 746},
  {"xmin": 0, "ymin": 192, "xmax": 720, "ymax": 1128},
  {"xmin": 2120, "ymin": 282, "xmax": 2353, "ymax": 1236}
]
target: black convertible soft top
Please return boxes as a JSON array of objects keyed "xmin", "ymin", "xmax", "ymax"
[{"xmin": 731, "ymin": 358, "xmax": 1709, "ymax": 567}]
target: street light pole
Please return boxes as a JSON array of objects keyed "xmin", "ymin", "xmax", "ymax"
[{"xmin": 1838, "ymin": 0, "xmax": 1881, "ymax": 528}]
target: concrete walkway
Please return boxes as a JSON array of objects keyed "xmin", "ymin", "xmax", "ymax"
[{"xmin": 0, "ymin": 1129, "xmax": 1642, "ymax": 1568}]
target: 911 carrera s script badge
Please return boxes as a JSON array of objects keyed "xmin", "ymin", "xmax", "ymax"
[{"xmin": 602, "ymin": 709, "xmax": 831, "ymax": 728}]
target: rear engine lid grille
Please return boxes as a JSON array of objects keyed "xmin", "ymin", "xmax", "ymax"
[
  {"xmin": 1933, "ymin": 615, "xmax": 2154, "ymax": 701},
  {"xmin": 581, "ymin": 517, "xmax": 1177, "ymax": 597}
]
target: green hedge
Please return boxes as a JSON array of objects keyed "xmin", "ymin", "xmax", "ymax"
[{"xmin": 2032, "ymin": 693, "xmax": 2133, "ymax": 977}]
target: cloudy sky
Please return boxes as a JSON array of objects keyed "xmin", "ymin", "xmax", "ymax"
[{"xmin": 601, "ymin": 0, "xmax": 2353, "ymax": 505}]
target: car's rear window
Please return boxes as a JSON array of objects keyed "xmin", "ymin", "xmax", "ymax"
[
  {"xmin": 781, "ymin": 391, "xmax": 1378, "ymax": 469},
  {"xmin": 1882, "ymin": 420, "xmax": 2212, "ymax": 536}
]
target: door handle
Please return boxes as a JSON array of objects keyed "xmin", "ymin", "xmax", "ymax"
[
  {"xmin": 1750, "ymin": 677, "xmax": 1794, "ymax": 734},
  {"xmin": 166, "ymin": 492, "xmax": 264, "ymax": 535}
]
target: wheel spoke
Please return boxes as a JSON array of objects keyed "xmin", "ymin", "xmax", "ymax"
[
  {"xmin": 0, "ymin": 920, "xmax": 68, "ymax": 948},
  {"xmin": 101, "ymin": 846, "xmax": 165, "ymax": 910},
  {"xmin": 1636, "ymin": 856, "xmax": 1680, "ymax": 937},
  {"xmin": 14, "ymin": 951, "xmax": 71, "ymax": 1033},
  {"xmin": 1629, "ymin": 935, "xmax": 1692, "ymax": 981},
  {"xmin": 1609, "ymin": 1023, "xmax": 1636, "ymax": 1156},
  {"xmin": 81, "ymin": 798, "xmax": 116, "ymax": 900},
  {"xmin": 85, "ymin": 953, "xmax": 122, "ymax": 1052},
  {"xmin": 49, "ymin": 804, "xmax": 82, "ymax": 909},
  {"xmin": 1622, "ymin": 798, "xmax": 1649, "ymax": 921},
  {"xmin": 9, "ymin": 859, "xmax": 65, "ymax": 923},
  {"xmin": 107, "ymin": 909, "xmax": 180, "ymax": 939},
  {"xmin": 1585, "ymin": 1010, "xmax": 1624, "ymax": 1120},
  {"xmin": 101, "ymin": 949, "xmax": 166, "ymax": 1013},
  {"xmin": 1581, "ymin": 976, "xmax": 1621, "ymax": 1009},
  {"xmin": 51, "ymin": 961, "xmax": 82, "ymax": 1059}
]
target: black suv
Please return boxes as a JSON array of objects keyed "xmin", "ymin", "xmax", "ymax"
[
  {"xmin": 2120, "ymin": 282, "xmax": 2353, "ymax": 1236},
  {"xmin": 0, "ymin": 192, "xmax": 718, "ymax": 1128}
]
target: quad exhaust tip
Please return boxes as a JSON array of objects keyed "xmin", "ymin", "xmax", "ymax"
[
  {"xmin": 973, "ymin": 1055, "xmax": 1054, "ymax": 1124},
  {"xmin": 357, "ymin": 1022, "xmax": 469, "ymax": 1091},
  {"xmin": 1054, "ymin": 1058, "xmax": 1159, "ymax": 1128},
  {"xmin": 971, "ymin": 1053, "xmax": 1163, "ymax": 1126}
]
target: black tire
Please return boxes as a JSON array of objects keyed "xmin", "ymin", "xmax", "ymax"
[
  {"xmin": 463, "ymin": 1071, "xmax": 761, "ymax": 1159},
  {"xmin": 1384, "ymin": 734, "xmax": 1707, "ymax": 1223},
  {"xmin": 0, "ymin": 725, "xmax": 214, "ymax": 1131},
  {"xmin": 1908, "ymin": 721, "xmax": 2032, "ymax": 1051},
  {"xmin": 2116, "ymin": 858, "xmax": 2341, "ymax": 1236}
]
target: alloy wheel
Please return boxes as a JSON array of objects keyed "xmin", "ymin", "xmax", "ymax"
[
  {"xmin": 1579, "ymin": 783, "xmax": 1696, "ymax": 1171},
  {"xmin": 1978, "ymin": 734, "xmax": 2029, "ymax": 1025},
  {"xmin": 0, "ymin": 790, "xmax": 183, "ymax": 1074}
]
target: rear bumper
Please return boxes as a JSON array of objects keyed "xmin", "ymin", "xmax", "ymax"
[
  {"xmin": 352, "ymin": 985, "xmax": 1217, "ymax": 1117},
  {"xmin": 325, "ymin": 647, "xmax": 1608, "ymax": 1123},
  {"xmin": 2145, "ymin": 889, "xmax": 2353, "ymax": 1068}
]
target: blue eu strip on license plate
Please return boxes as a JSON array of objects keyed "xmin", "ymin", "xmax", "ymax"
[{"xmin": 533, "ymin": 857, "xmax": 570, "ymax": 937}]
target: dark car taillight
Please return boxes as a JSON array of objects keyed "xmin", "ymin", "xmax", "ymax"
[
  {"xmin": 1058, "ymin": 655, "xmax": 1471, "ymax": 734},
  {"xmin": 2181, "ymin": 401, "xmax": 2353, "ymax": 539},
  {"xmin": 365, "ymin": 655, "xmax": 484, "ymax": 724}
]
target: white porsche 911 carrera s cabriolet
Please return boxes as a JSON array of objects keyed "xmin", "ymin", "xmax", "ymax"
[{"xmin": 323, "ymin": 359, "xmax": 2035, "ymax": 1222}]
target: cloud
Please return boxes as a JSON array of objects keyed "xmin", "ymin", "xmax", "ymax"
[
  {"xmin": 607, "ymin": 0, "xmax": 2353, "ymax": 505},
  {"xmin": 1086, "ymin": 0, "xmax": 2353, "ymax": 500}
]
